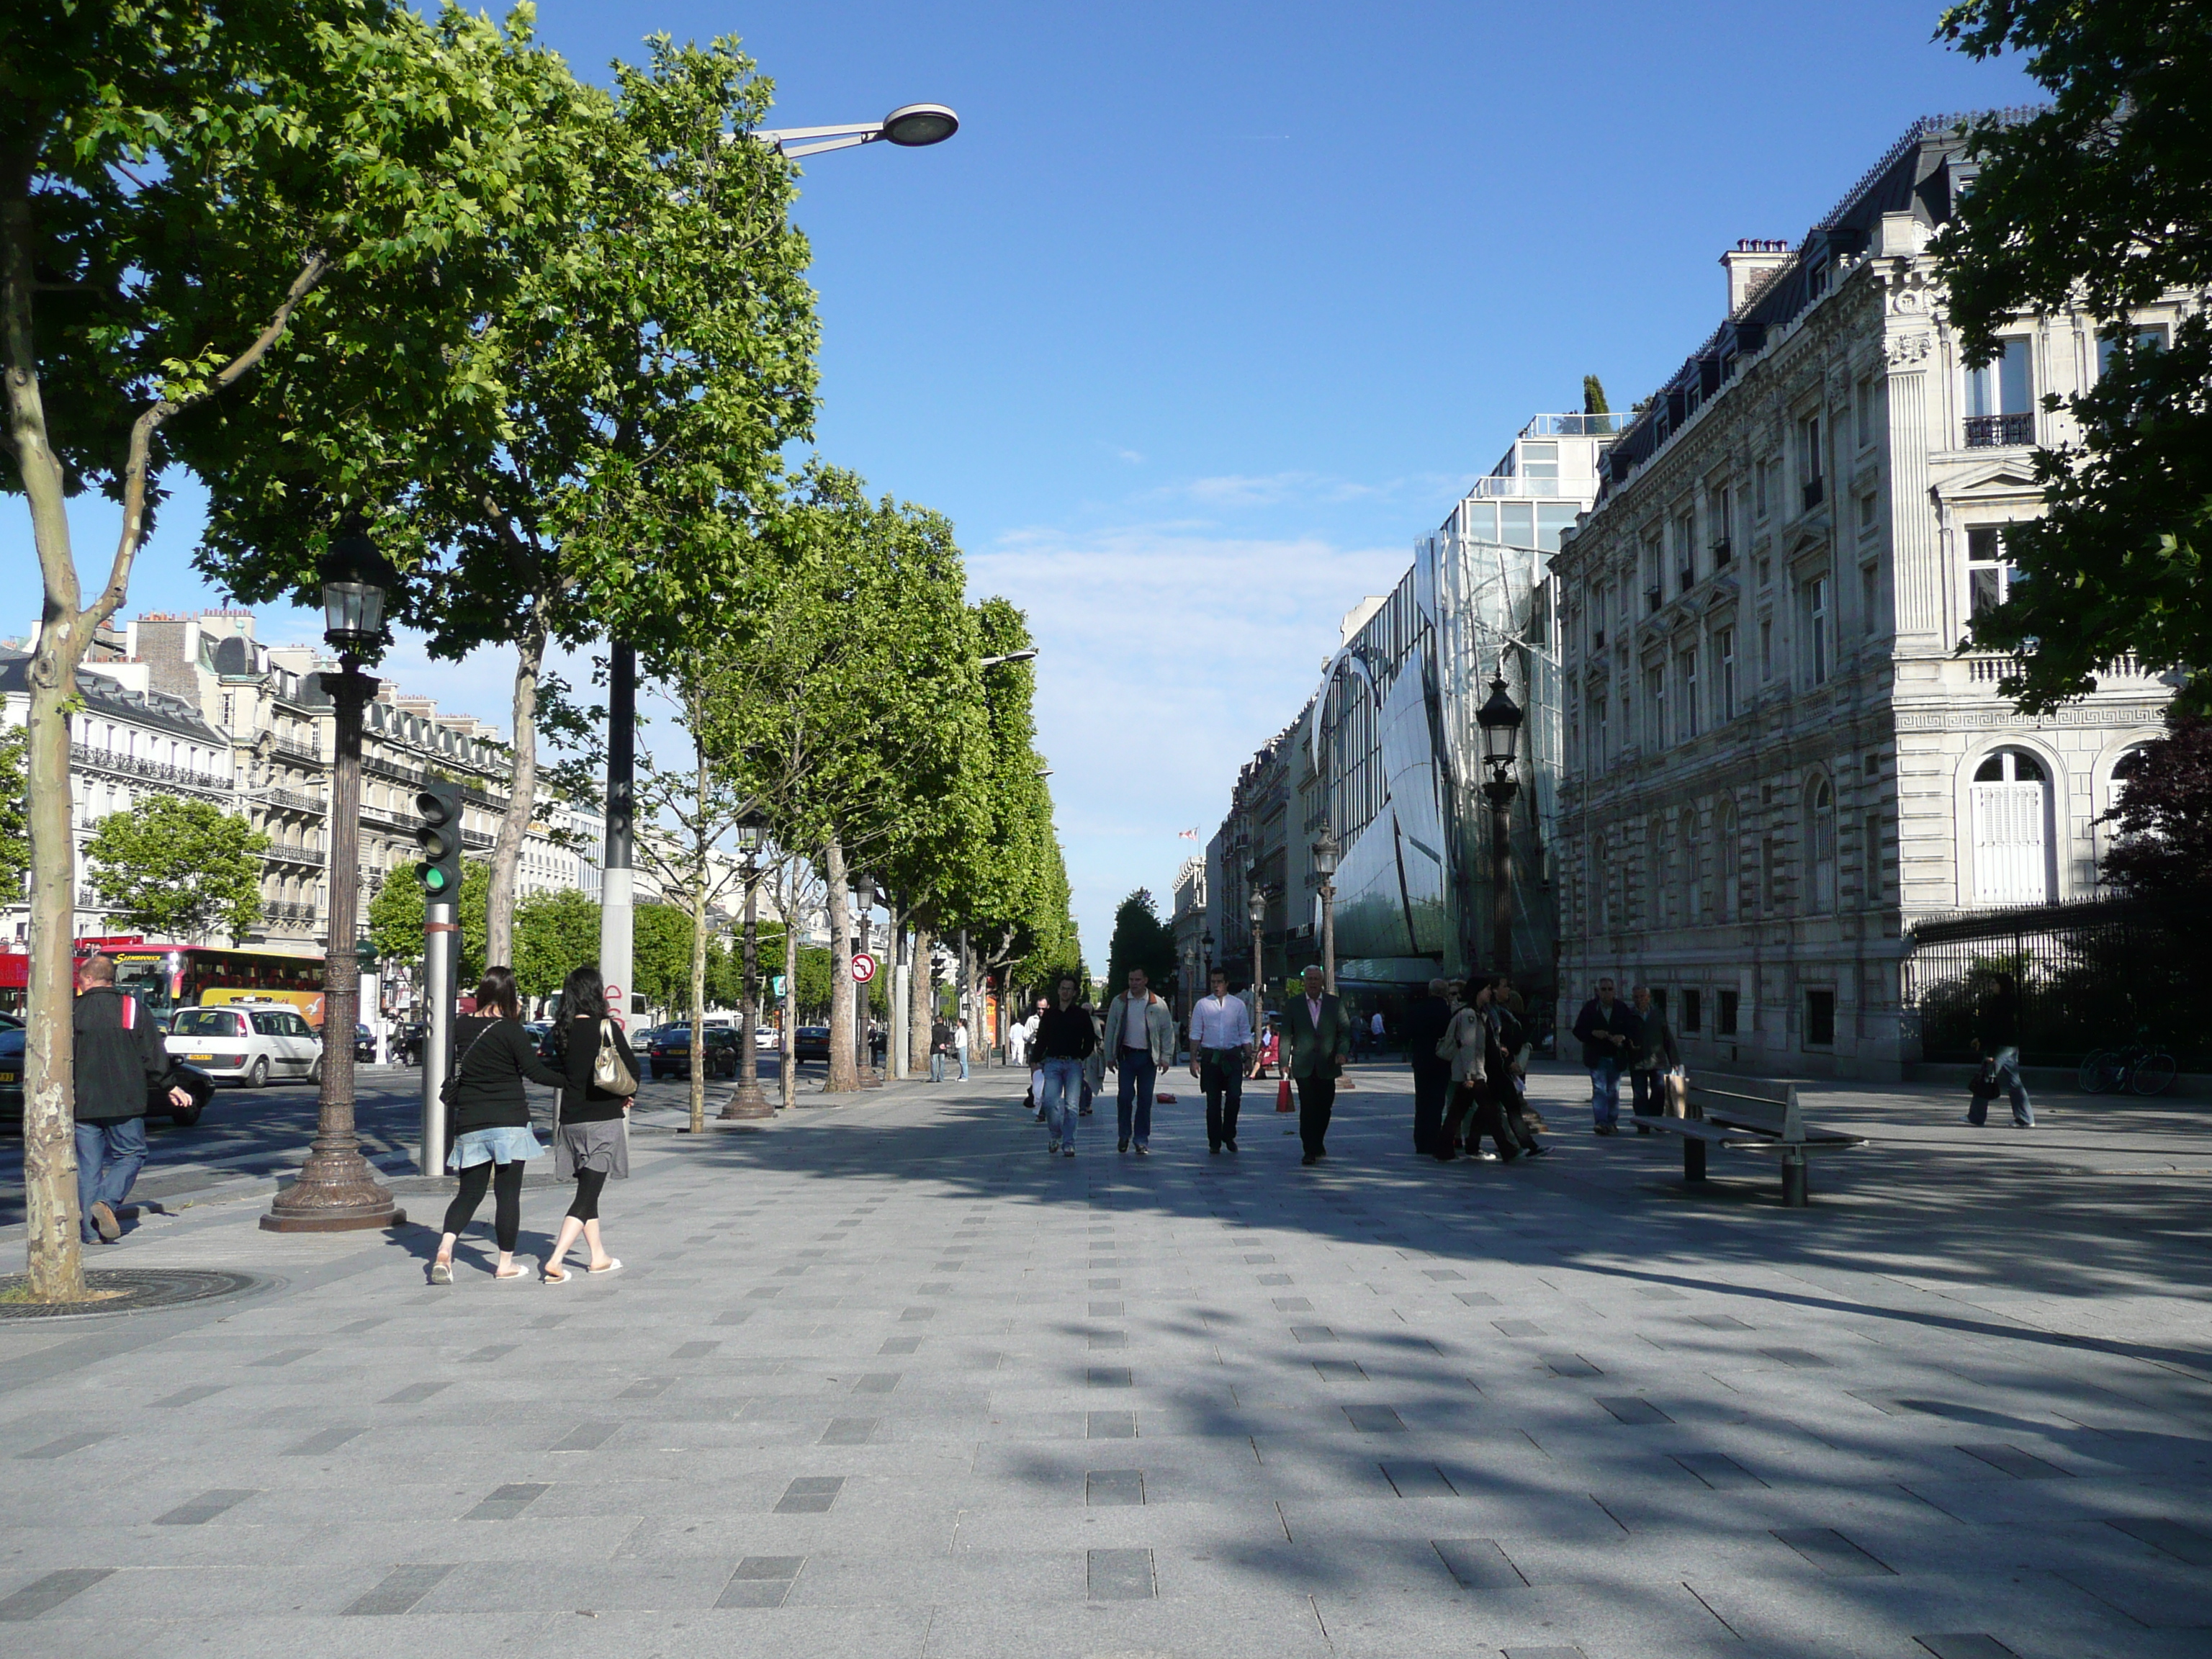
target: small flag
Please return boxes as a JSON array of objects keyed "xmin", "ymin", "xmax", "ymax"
[{"xmin": 1177, "ymin": 827, "xmax": 1199, "ymax": 840}]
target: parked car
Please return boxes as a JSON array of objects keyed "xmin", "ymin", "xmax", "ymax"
[
  {"xmin": 0, "ymin": 1023, "xmax": 212, "ymax": 1126},
  {"xmin": 166, "ymin": 1002, "xmax": 322, "ymax": 1088},
  {"xmin": 793, "ymin": 1025, "xmax": 832, "ymax": 1064},
  {"xmin": 648, "ymin": 1024, "xmax": 742, "ymax": 1081},
  {"xmin": 354, "ymin": 1022, "xmax": 377, "ymax": 1063}
]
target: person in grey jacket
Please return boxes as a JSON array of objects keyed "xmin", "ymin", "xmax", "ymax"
[
  {"xmin": 73, "ymin": 953, "xmax": 189, "ymax": 1244},
  {"xmin": 1102, "ymin": 968, "xmax": 1176, "ymax": 1154},
  {"xmin": 1627, "ymin": 984, "xmax": 1681, "ymax": 1133}
]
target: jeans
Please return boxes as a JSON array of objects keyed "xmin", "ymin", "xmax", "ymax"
[
  {"xmin": 1040, "ymin": 1057, "xmax": 1084, "ymax": 1149},
  {"xmin": 930, "ymin": 1051, "xmax": 946, "ymax": 1082},
  {"xmin": 1630, "ymin": 1067, "xmax": 1660, "ymax": 1120},
  {"xmin": 76, "ymin": 1116, "xmax": 148, "ymax": 1240},
  {"xmin": 1967, "ymin": 1065, "xmax": 2035, "ymax": 1126},
  {"xmin": 957, "ymin": 1051, "xmax": 969, "ymax": 1081},
  {"xmin": 1588, "ymin": 1058, "xmax": 1622, "ymax": 1127},
  {"xmin": 1115, "ymin": 1048, "xmax": 1156, "ymax": 1147},
  {"xmin": 1200, "ymin": 1050, "xmax": 1244, "ymax": 1148},
  {"xmin": 1295, "ymin": 1072, "xmax": 1336, "ymax": 1156}
]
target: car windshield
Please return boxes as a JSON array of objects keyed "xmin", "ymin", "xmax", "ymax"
[{"xmin": 172, "ymin": 1009, "xmax": 244, "ymax": 1038}]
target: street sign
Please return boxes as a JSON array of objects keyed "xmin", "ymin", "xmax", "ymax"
[
  {"xmin": 850, "ymin": 952, "xmax": 878, "ymax": 984},
  {"xmin": 770, "ymin": 974, "xmax": 788, "ymax": 998}
]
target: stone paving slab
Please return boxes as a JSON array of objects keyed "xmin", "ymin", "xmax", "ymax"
[{"xmin": 1, "ymin": 1060, "xmax": 2208, "ymax": 1656}]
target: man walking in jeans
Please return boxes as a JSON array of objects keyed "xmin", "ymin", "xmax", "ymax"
[
  {"xmin": 1187, "ymin": 966, "xmax": 1252, "ymax": 1154},
  {"xmin": 1102, "ymin": 966, "xmax": 1174, "ymax": 1154},
  {"xmin": 1570, "ymin": 976, "xmax": 1637, "ymax": 1136},
  {"xmin": 73, "ymin": 953, "xmax": 187, "ymax": 1243},
  {"xmin": 1033, "ymin": 974, "xmax": 1097, "ymax": 1157}
]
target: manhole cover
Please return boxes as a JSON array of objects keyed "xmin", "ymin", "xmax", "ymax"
[{"xmin": 0, "ymin": 1268, "xmax": 274, "ymax": 1318}]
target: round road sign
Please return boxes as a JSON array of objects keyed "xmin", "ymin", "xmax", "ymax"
[{"xmin": 850, "ymin": 951, "xmax": 878, "ymax": 984}]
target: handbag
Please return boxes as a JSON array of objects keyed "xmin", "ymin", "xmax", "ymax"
[
  {"xmin": 592, "ymin": 1018, "xmax": 639, "ymax": 1097},
  {"xmin": 1664, "ymin": 1066, "xmax": 1689, "ymax": 1118},
  {"xmin": 1276, "ymin": 1076, "xmax": 1294, "ymax": 1112}
]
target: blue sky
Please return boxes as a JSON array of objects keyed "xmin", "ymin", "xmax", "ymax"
[{"xmin": 6, "ymin": 1, "xmax": 2035, "ymax": 968}]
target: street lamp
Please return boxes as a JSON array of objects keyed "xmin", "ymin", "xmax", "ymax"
[
  {"xmin": 1312, "ymin": 832, "xmax": 1340, "ymax": 997},
  {"xmin": 1475, "ymin": 669, "xmax": 1524, "ymax": 977},
  {"xmin": 1247, "ymin": 881, "xmax": 1268, "ymax": 1041},
  {"xmin": 980, "ymin": 647, "xmax": 1039, "ymax": 669},
  {"xmin": 719, "ymin": 807, "xmax": 773, "ymax": 1120},
  {"xmin": 598, "ymin": 99, "xmax": 961, "ymax": 1047},
  {"xmin": 265, "ymin": 529, "xmax": 404, "ymax": 1233},
  {"xmin": 853, "ymin": 872, "xmax": 882, "ymax": 1087}
]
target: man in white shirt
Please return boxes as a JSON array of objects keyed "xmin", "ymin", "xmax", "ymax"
[
  {"xmin": 1187, "ymin": 966, "xmax": 1253, "ymax": 1154},
  {"xmin": 1102, "ymin": 967, "xmax": 1174, "ymax": 1154}
]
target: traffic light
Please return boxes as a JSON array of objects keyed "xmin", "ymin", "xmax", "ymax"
[{"xmin": 413, "ymin": 781, "xmax": 465, "ymax": 899}]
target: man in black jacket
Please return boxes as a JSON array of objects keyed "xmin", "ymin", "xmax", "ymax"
[
  {"xmin": 74, "ymin": 953, "xmax": 186, "ymax": 1243},
  {"xmin": 1570, "ymin": 976, "xmax": 1638, "ymax": 1136},
  {"xmin": 1032, "ymin": 975, "xmax": 1097, "ymax": 1157},
  {"xmin": 1627, "ymin": 984, "xmax": 1681, "ymax": 1133},
  {"xmin": 1401, "ymin": 977, "xmax": 1454, "ymax": 1155}
]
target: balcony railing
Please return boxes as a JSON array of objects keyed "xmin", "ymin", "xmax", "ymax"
[
  {"xmin": 1801, "ymin": 477, "xmax": 1825, "ymax": 511},
  {"xmin": 1519, "ymin": 412, "xmax": 1620, "ymax": 438},
  {"xmin": 261, "ymin": 902, "xmax": 322, "ymax": 930},
  {"xmin": 70, "ymin": 741, "xmax": 229, "ymax": 793},
  {"xmin": 1465, "ymin": 473, "xmax": 1563, "ymax": 498},
  {"xmin": 1966, "ymin": 649, "xmax": 2152, "ymax": 684},
  {"xmin": 263, "ymin": 841, "xmax": 326, "ymax": 865},
  {"xmin": 266, "ymin": 736, "xmax": 324, "ymax": 766},
  {"xmin": 1964, "ymin": 413, "xmax": 2033, "ymax": 448},
  {"xmin": 264, "ymin": 788, "xmax": 326, "ymax": 814}
]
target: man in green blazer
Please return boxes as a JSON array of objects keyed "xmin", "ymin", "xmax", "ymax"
[{"xmin": 1282, "ymin": 965, "xmax": 1352, "ymax": 1165}]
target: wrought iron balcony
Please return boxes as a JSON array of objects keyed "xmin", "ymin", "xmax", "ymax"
[
  {"xmin": 1964, "ymin": 413, "xmax": 2033, "ymax": 448},
  {"xmin": 70, "ymin": 742, "xmax": 229, "ymax": 793}
]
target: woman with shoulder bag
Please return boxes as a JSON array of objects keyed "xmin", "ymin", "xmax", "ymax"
[
  {"xmin": 431, "ymin": 966, "xmax": 569, "ymax": 1284},
  {"xmin": 544, "ymin": 964, "xmax": 639, "ymax": 1284},
  {"xmin": 1433, "ymin": 984, "xmax": 1488, "ymax": 1162}
]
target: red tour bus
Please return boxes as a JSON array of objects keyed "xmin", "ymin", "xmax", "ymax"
[{"xmin": 0, "ymin": 938, "xmax": 329, "ymax": 1026}]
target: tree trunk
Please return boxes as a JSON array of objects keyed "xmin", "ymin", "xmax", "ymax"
[
  {"xmin": 824, "ymin": 837, "xmax": 855, "ymax": 1092},
  {"xmin": 908, "ymin": 923, "xmax": 935, "ymax": 1077},
  {"xmin": 779, "ymin": 860, "xmax": 799, "ymax": 1110},
  {"xmin": 485, "ymin": 607, "xmax": 548, "ymax": 970}
]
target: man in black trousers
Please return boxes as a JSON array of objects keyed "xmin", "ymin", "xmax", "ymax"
[{"xmin": 1401, "ymin": 976, "xmax": 1453, "ymax": 1155}]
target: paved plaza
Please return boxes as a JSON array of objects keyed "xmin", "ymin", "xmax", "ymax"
[{"xmin": 1, "ymin": 1062, "xmax": 2209, "ymax": 1658}]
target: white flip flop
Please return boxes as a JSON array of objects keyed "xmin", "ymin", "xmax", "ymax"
[{"xmin": 586, "ymin": 1258, "xmax": 624, "ymax": 1277}]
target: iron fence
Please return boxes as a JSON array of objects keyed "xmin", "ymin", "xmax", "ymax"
[{"xmin": 1905, "ymin": 896, "xmax": 2208, "ymax": 1069}]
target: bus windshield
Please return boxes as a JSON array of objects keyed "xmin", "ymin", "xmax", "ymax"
[
  {"xmin": 111, "ymin": 958, "xmax": 175, "ymax": 1014},
  {"xmin": 171, "ymin": 1008, "xmax": 246, "ymax": 1038}
]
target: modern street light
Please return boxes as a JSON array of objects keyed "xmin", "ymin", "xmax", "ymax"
[
  {"xmin": 599, "ymin": 100, "xmax": 961, "ymax": 1044},
  {"xmin": 979, "ymin": 647, "xmax": 1039, "ymax": 669},
  {"xmin": 1312, "ymin": 832, "xmax": 1341, "ymax": 997},
  {"xmin": 1475, "ymin": 669, "xmax": 1525, "ymax": 978},
  {"xmin": 719, "ymin": 807, "xmax": 773, "ymax": 1120},
  {"xmin": 265, "ymin": 530, "xmax": 404, "ymax": 1232}
]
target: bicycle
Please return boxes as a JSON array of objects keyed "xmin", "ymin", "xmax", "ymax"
[{"xmin": 2076, "ymin": 1038, "xmax": 2178, "ymax": 1097}]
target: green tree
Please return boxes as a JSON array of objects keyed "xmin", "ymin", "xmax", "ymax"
[
  {"xmin": 1935, "ymin": 0, "xmax": 2212, "ymax": 711},
  {"xmin": 1104, "ymin": 888, "xmax": 1177, "ymax": 1002},
  {"xmin": 4, "ymin": 0, "xmax": 575, "ymax": 1300},
  {"xmin": 369, "ymin": 860, "xmax": 490, "ymax": 987},
  {"xmin": 0, "ymin": 724, "xmax": 27, "ymax": 905},
  {"xmin": 513, "ymin": 886, "xmax": 601, "ymax": 1004},
  {"xmin": 2100, "ymin": 713, "xmax": 2212, "ymax": 907},
  {"xmin": 631, "ymin": 902, "xmax": 694, "ymax": 1021},
  {"xmin": 84, "ymin": 798, "xmax": 267, "ymax": 943}
]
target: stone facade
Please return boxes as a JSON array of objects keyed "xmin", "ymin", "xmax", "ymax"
[{"xmin": 1551, "ymin": 122, "xmax": 2182, "ymax": 1079}]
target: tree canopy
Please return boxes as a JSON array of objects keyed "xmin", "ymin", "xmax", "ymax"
[
  {"xmin": 1105, "ymin": 888, "xmax": 1177, "ymax": 1000},
  {"xmin": 1936, "ymin": 0, "xmax": 2212, "ymax": 711},
  {"xmin": 84, "ymin": 796, "xmax": 267, "ymax": 943},
  {"xmin": 2099, "ymin": 713, "xmax": 2212, "ymax": 908}
]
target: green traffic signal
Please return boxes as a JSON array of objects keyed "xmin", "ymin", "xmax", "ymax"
[{"xmin": 413, "ymin": 781, "xmax": 465, "ymax": 898}]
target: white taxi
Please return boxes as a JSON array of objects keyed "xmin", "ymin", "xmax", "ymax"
[{"xmin": 166, "ymin": 1002, "xmax": 323, "ymax": 1088}]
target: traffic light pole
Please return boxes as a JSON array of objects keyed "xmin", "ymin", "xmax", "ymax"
[{"xmin": 264, "ymin": 660, "xmax": 403, "ymax": 1231}]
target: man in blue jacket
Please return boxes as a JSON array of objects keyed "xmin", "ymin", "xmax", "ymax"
[
  {"xmin": 1570, "ymin": 976, "xmax": 1638, "ymax": 1136},
  {"xmin": 74, "ymin": 953, "xmax": 188, "ymax": 1243}
]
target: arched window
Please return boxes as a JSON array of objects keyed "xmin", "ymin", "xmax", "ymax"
[
  {"xmin": 1809, "ymin": 775, "xmax": 1838, "ymax": 913},
  {"xmin": 1971, "ymin": 747, "xmax": 2051, "ymax": 905},
  {"xmin": 1717, "ymin": 804, "xmax": 1738, "ymax": 922},
  {"xmin": 1681, "ymin": 808, "xmax": 1704, "ymax": 922}
]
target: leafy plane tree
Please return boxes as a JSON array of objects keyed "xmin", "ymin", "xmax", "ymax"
[{"xmin": 84, "ymin": 797, "xmax": 269, "ymax": 944}]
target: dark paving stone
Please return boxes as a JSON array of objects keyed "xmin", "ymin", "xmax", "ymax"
[
  {"xmin": 334, "ymin": 1317, "xmax": 390, "ymax": 1334},
  {"xmin": 1089, "ymin": 1367, "xmax": 1133, "ymax": 1388},
  {"xmin": 1256, "ymin": 1274, "xmax": 1295, "ymax": 1287},
  {"xmin": 156, "ymin": 1488, "xmax": 258, "ymax": 1526},
  {"xmin": 1382, "ymin": 1462, "xmax": 1457, "ymax": 1498},
  {"xmin": 775, "ymin": 1476, "xmax": 843, "ymax": 1514},
  {"xmin": 1089, "ymin": 1411, "xmax": 1137, "ymax": 1439},
  {"xmin": 674, "ymin": 1341, "xmax": 720, "ymax": 1359},
  {"xmin": 747, "ymin": 1288, "xmax": 785, "ymax": 1300},
  {"xmin": 1956, "ymin": 1442, "xmax": 2069, "ymax": 1480},
  {"xmin": 620, "ymin": 1377, "xmax": 674, "ymax": 1399},
  {"xmin": 1272, "ymin": 1297, "xmax": 1313, "ymax": 1312},
  {"xmin": 151, "ymin": 1385, "xmax": 228, "ymax": 1408},
  {"xmin": 1455, "ymin": 1292, "xmax": 1501, "ymax": 1307},
  {"xmin": 1915, "ymin": 1638, "xmax": 2018, "ymax": 1658},
  {"xmin": 714, "ymin": 1311, "xmax": 754, "ymax": 1326},
  {"xmin": 1087, "ymin": 1469, "xmax": 1145, "ymax": 1506},
  {"xmin": 1773, "ymin": 1527, "xmax": 1894, "ymax": 1575},
  {"xmin": 1597, "ymin": 1396, "xmax": 1671, "ymax": 1424},
  {"xmin": 17, "ymin": 1431, "xmax": 112, "ymax": 1460},
  {"xmin": 1432, "ymin": 1537, "xmax": 1528, "ymax": 1589},
  {"xmin": 1313, "ymin": 1360, "xmax": 1366, "ymax": 1382},
  {"xmin": 820, "ymin": 1418, "xmax": 878, "ymax": 1445},
  {"xmin": 1244, "ymin": 1254, "xmax": 1277, "ymax": 1264},
  {"xmin": 1674, "ymin": 1452, "xmax": 1763, "ymax": 1489},
  {"xmin": 1502, "ymin": 1649, "xmax": 1588, "ymax": 1659},
  {"xmin": 552, "ymin": 1421, "xmax": 621, "ymax": 1452},
  {"xmin": 899, "ymin": 1307, "xmax": 936, "ymax": 1322},
  {"xmin": 0, "ymin": 1569, "xmax": 113, "ymax": 1622},
  {"xmin": 379, "ymin": 1382, "xmax": 449, "ymax": 1405},
  {"xmin": 1690, "ymin": 1313, "xmax": 1753, "ymax": 1330},
  {"xmin": 1089, "ymin": 1279, "xmax": 1121, "ymax": 1290},
  {"xmin": 1089, "ymin": 1301, "xmax": 1123, "ymax": 1316},
  {"xmin": 343, "ymin": 1564, "xmax": 453, "ymax": 1616},
  {"xmin": 1344, "ymin": 1406, "xmax": 1406, "ymax": 1434},
  {"xmin": 878, "ymin": 1336, "xmax": 922, "ymax": 1355},
  {"xmin": 2108, "ymin": 1517, "xmax": 2212, "ymax": 1565},
  {"xmin": 1423, "ymin": 1269, "xmax": 1465, "ymax": 1282},
  {"xmin": 1290, "ymin": 1326, "xmax": 1337, "ymax": 1344},
  {"xmin": 464, "ymin": 1483, "xmax": 550, "ymax": 1521},
  {"xmin": 1087, "ymin": 1547, "xmax": 1154, "ymax": 1600},
  {"xmin": 463, "ymin": 1344, "xmax": 516, "ymax": 1364},
  {"xmin": 1493, "ymin": 1319, "xmax": 1544, "ymax": 1337},
  {"xmin": 1089, "ymin": 1331, "xmax": 1128, "ymax": 1349},
  {"xmin": 1757, "ymin": 1347, "xmax": 1831, "ymax": 1368},
  {"xmin": 1544, "ymin": 1354, "xmax": 1603, "ymax": 1377},
  {"xmin": 251, "ymin": 1347, "xmax": 317, "ymax": 1367},
  {"xmin": 917, "ymin": 1282, "xmax": 956, "ymax": 1295},
  {"xmin": 284, "ymin": 1426, "xmax": 369, "ymax": 1457},
  {"xmin": 1635, "ymin": 1287, "xmax": 1686, "ymax": 1301},
  {"xmin": 853, "ymin": 1373, "xmax": 900, "ymax": 1394}
]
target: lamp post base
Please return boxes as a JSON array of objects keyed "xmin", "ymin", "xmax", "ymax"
[{"xmin": 261, "ymin": 1153, "xmax": 403, "ymax": 1232}]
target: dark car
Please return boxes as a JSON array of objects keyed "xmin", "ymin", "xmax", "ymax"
[
  {"xmin": 355, "ymin": 1022, "xmax": 377, "ymax": 1064},
  {"xmin": 792, "ymin": 1025, "xmax": 832, "ymax": 1064},
  {"xmin": 648, "ymin": 1025, "xmax": 740, "ymax": 1080},
  {"xmin": 0, "ymin": 1024, "xmax": 212, "ymax": 1127}
]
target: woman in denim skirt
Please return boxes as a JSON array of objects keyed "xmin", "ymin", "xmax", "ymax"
[
  {"xmin": 432, "ymin": 966, "xmax": 568, "ymax": 1282},
  {"xmin": 544, "ymin": 964, "xmax": 638, "ymax": 1283}
]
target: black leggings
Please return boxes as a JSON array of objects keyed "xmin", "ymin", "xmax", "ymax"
[
  {"xmin": 443, "ymin": 1160, "xmax": 524, "ymax": 1252},
  {"xmin": 567, "ymin": 1166, "xmax": 608, "ymax": 1223}
]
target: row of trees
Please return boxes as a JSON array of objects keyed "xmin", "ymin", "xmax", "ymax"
[{"xmin": 4, "ymin": 4, "xmax": 1075, "ymax": 1296}]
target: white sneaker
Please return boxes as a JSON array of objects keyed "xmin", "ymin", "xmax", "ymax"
[{"xmin": 1063, "ymin": 1146, "xmax": 1075, "ymax": 1157}]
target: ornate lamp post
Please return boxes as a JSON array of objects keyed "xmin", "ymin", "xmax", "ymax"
[
  {"xmin": 719, "ymin": 808, "xmax": 772, "ymax": 1120},
  {"xmin": 264, "ymin": 531, "xmax": 404, "ymax": 1232},
  {"xmin": 1202, "ymin": 928, "xmax": 1215, "ymax": 983},
  {"xmin": 1475, "ymin": 670, "xmax": 1524, "ymax": 977},
  {"xmin": 1247, "ymin": 882, "xmax": 1268, "ymax": 1038},
  {"xmin": 1312, "ymin": 832, "xmax": 1341, "ymax": 996}
]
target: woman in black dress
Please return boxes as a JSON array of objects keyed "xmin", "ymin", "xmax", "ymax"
[
  {"xmin": 543, "ymin": 965, "xmax": 639, "ymax": 1283},
  {"xmin": 431, "ymin": 966, "xmax": 569, "ymax": 1282}
]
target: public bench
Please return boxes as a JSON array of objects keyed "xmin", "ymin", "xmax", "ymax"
[{"xmin": 1650, "ymin": 1076, "xmax": 1867, "ymax": 1207}]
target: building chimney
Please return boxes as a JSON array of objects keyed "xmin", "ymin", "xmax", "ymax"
[{"xmin": 1720, "ymin": 238, "xmax": 1791, "ymax": 316}]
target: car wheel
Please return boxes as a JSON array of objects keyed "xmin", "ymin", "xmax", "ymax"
[
  {"xmin": 309, "ymin": 1055, "xmax": 323, "ymax": 1084},
  {"xmin": 170, "ymin": 1102, "xmax": 204, "ymax": 1128},
  {"xmin": 246, "ymin": 1056, "xmax": 269, "ymax": 1088}
]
